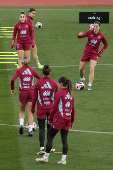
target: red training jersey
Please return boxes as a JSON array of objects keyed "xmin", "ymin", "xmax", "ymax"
[
  {"xmin": 48, "ymin": 88, "xmax": 75, "ymax": 124},
  {"xmin": 78, "ymin": 30, "xmax": 108, "ymax": 55},
  {"xmin": 11, "ymin": 65, "xmax": 42, "ymax": 91},
  {"xmin": 31, "ymin": 77, "xmax": 59, "ymax": 112},
  {"xmin": 12, "ymin": 21, "xmax": 34, "ymax": 44},
  {"xmin": 26, "ymin": 15, "xmax": 35, "ymax": 39}
]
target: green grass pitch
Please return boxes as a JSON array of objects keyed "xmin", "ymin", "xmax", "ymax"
[{"xmin": 0, "ymin": 6, "xmax": 113, "ymax": 170}]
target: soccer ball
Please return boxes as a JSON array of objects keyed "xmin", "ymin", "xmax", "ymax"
[
  {"xmin": 89, "ymin": 24, "xmax": 94, "ymax": 30},
  {"xmin": 75, "ymin": 82, "xmax": 85, "ymax": 90},
  {"xmin": 26, "ymin": 122, "xmax": 37, "ymax": 131},
  {"xmin": 35, "ymin": 22, "xmax": 42, "ymax": 29}
]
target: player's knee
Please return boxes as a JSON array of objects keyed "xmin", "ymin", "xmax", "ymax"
[
  {"xmin": 90, "ymin": 68, "xmax": 94, "ymax": 74},
  {"xmin": 79, "ymin": 67, "xmax": 84, "ymax": 72}
]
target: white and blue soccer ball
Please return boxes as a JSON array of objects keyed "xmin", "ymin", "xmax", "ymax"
[
  {"xmin": 89, "ymin": 24, "xmax": 94, "ymax": 30},
  {"xmin": 35, "ymin": 22, "xmax": 42, "ymax": 29},
  {"xmin": 75, "ymin": 82, "xmax": 85, "ymax": 90}
]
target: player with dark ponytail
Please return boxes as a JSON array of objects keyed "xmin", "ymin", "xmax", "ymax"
[
  {"xmin": 36, "ymin": 77, "xmax": 75, "ymax": 165},
  {"xmin": 58, "ymin": 77, "xmax": 73, "ymax": 96},
  {"xmin": 31, "ymin": 65, "xmax": 58, "ymax": 155}
]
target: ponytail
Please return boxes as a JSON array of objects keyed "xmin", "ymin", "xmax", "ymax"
[
  {"xmin": 42, "ymin": 64, "xmax": 51, "ymax": 76},
  {"xmin": 58, "ymin": 77, "xmax": 73, "ymax": 96},
  {"xmin": 66, "ymin": 79, "xmax": 73, "ymax": 96}
]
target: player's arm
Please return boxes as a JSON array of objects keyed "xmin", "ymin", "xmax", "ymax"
[
  {"xmin": 56, "ymin": 83, "xmax": 59, "ymax": 93},
  {"xmin": 34, "ymin": 69, "xmax": 42, "ymax": 79},
  {"xmin": 99, "ymin": 35, "xmax": 108, "ymax": 57},
  {"xmin": 48, "ymin": 93, "xmax": 60, "ymax": 124},
  {"xmin": 31, "ymin": 82, "xmax": 38, "ymax": 115},
  {"xmin": 71, "ymin": 96, "xmax": 75, "ymax": 129},
  {"xmin": 77, "ymin": 31, "xmax": 89, "ymax": 38},
  {"xmin": 11, "ymin": 24, "xmax": 17, "ymax": 49},
  {"xmin": 29, "ymin": 23, "xmax": 35, "ymax": 48},
  {"xmin": 10, "ymin": 70, "xmax": 19, "ymax": 95}
]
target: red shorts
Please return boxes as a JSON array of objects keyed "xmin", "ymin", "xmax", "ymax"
[
  {"xmin": 81, "ymin": 53, "xmax": 98, "ymax": 62},
  {"xmin": 51, "ymin": 118, "xmax": 71, "ymax": 131},
  {"xmin": 37, "ymin": 109, "xmax": 52, "ymax": 119},
  {"xmin": 19, "ymin": 89, "xmax": 34, "ymax": 105},
  {"xmin": 16, "ymin": 43, "xmax": 30, "ymax": 51}
]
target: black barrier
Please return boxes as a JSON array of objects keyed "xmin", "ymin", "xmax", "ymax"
[{"xmin": 79, "ymin": 12, "xmax": 109, "ymax": 23}]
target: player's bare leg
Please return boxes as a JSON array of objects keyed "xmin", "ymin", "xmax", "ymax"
[
  {"xmin": 88, "ymin": 60, "xmax": 97, "ymax": 90},
  {"xmin": 19, "ymin": 103, "xmax": 25, "ymax": 134},
  {"xmin": 27, "ymin": 102, "xmax": 33, "ymax": 136},
  {"xmin": 79, "ymin": 61, "xmax": 88, "ymax": 82},
  {"xmin": 24, "ymin": 50, "xmax": 30, "ymax": 61},
  {"xmin": 17, "ymin": 50, "xmax": 24, "ymax": 68},
  {"xmin": 31, "ymin": 45, "xmax": 44, "ymax": 69}
]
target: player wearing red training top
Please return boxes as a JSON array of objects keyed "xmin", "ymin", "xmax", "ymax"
[
  {"xmin": 78, "ymin": 21, "xmax": 108, "ymax": 90},
  {"xmin": 26, "ymin": 8, "xmax": 43, "ymax": 69},
  {"xmin": 11, "ymin": 11, "xmax": 35, "ymax": 68},
  {"xmin": 36, "ymin": 77, "xmax": 75, "ymax": 165},
  {"xmin": 11, "ymin": 56, "xmax": 42, "ymax": 136},
  {"xmin": 31, "ymin": 65, "xmax": 58, "ymax": 155}
]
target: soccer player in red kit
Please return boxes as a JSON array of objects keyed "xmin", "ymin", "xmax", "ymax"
[
  {"xmin": 11, "ymin": 11, "xmax": 35, "ymax": 68},
  {"xmin": 11, "ymin": 56, "xmax": 42, "ymax": 136},
  {"xmin": 78, "ymin": 21, "xmax": 108, "ymax": 90},
  {"xmin": 26, "ymin": 8, "xmax": 44, "ymax": 69},
  {"xmin": 31, "ymin": 65, "xmax": 58, "ymax": 154},
  {"xmin": 36, "ymin": 77, "xmax": 75, "ymax": 165}
]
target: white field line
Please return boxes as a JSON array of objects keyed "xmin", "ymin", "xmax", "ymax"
[
  {"xmin": 0, "ymin": 123, "xmax": 113, "ymax": 135},
  {"xmin": 0, "ymin": 63, "xmax": 113, "ymax": 71},
  {"xmin": 0, "ymin": 64, "xmax": 113, "ymax": 71}
]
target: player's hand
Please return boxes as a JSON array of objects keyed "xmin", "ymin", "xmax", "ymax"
[
  {"xmin": 11, "ymin": 40, "xmax": 14, "ymax": 49},
  {"xmin": 11, "ymin": 90, "xmax": 15, "ymax": 96},
  {"xmin": 78, "ymin": 31, "xmax": 84, "ymax": 36},
  {"xmin": 98, "ymin": 53, "xmax": 102, "ymax": 58},
  {"xmin": 11, "ymin": 45, "xmax": 14, "ymax": 49},
  {"xmin": 70, "ymin": 123, "xmax": 74, "ymax": 130},
  {"xmin": 48, "ymin": 120, "xmax": 51, "ymax": 124}
]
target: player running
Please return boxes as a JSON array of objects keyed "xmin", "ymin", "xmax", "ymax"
[
  {"xmin": 26, "ymin": 8, "xmax": 44, "ymax": 69},
  {"xmin": 31, "ymin": 65, "xmax": 58, "ymax": 154},
  {"xmin": 11, "ymin": 11, "xmax": 35, "ymax": 68},
  {"xmin": 35, "ymin": 77, "xmax": 75, "ymax": 165},
  {"xmin": 78, "ymin": 21, "xmax": 108, "ymax": 90},
  {"xmin": 11, "ymin": 56, "xmax": 42, "ymax": 136}
]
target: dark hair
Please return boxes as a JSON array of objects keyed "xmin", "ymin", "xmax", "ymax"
[
  {"xmin": 28, "ymin": 8, "xmax": 36, "ymax": 13},
  {"xmin": 94, "ymin": 21, "xmax": 100, "ymax": 26},
  {"xmin": 20, "ymin": 11, "xmax": 25, "ymax": 16},
  {"xmin": 42, "ymin": 65, "xmax": 51, "ymax": 76},
  {"xmin": 58, "ymin": 77, "xmax": 73, "ymax": 96}
]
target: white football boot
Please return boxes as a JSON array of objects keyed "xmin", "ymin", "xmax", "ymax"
[
  {"xmin": 36, "ymin": 157, "xmax": 48, "ymax": 163},
  {"xmin": 57, "ymin": 159, "xmax": 66, "ymax": 165}
]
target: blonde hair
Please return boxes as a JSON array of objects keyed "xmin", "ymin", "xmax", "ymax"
[{"xmin": 22, "ymin": 56, "xmax": 30, "ymax": 65}]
